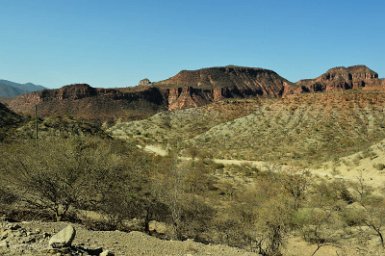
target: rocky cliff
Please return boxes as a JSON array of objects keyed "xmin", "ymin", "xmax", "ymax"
[
  {"xmin": 295, "ymin": 65, "xmax": 383, "ymax": 93},
  {"xmin": 5, "ymin": 84, "xmax": 166, "ymax": 122},
  {"xmin": 3, "ymin": 65, "xmax": 384, "ymax": 120},
  {"xmin": 155, "ymin": 65, "xmax": 292, "ymax": 110}
]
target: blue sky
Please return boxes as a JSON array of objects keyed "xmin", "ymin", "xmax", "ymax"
[{"xmin": 0, "ymin": 0, "xmax": 384, "ymax": 88}]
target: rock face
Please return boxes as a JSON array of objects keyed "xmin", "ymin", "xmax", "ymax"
[
  {"xmin": 49, "ymin": 224, "xmax": 76, "ymax": 248},
  {"xmin": 3, "ymin": 65, "xmax": 384, "ymax": 117},
  {"xmin": 294, "ymin": 65, "xmax": 383, "ymax": 94},
  {"xmin": 155, "ymin": 65, "xmax": 292, "ymax": 110},
  {"xmin": 5, "ymin": 84, "xmax": 167, "ymax": 122},
  {"xmin": 139, "ymin": 78, "xmax": 152, "ymax": 86}
]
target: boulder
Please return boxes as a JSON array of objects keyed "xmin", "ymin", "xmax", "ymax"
[
  {"xmin": 139, "ymin": 78, "xmax": 152, "ymax": 86},
  {"xmin": 48, "ymin": 225, "xmax": 76, "ymax": 248}
]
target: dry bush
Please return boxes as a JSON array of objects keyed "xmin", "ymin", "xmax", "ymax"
[{"xmin": 0, "ymin": 136, "xmax": 157, "ymax": 223}]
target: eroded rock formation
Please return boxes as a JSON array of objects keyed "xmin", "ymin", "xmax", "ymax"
[
  {"xmin": 295, "ymin": 65, "xmax": 382, "ymax": 93},
  {"xmin": 3, "ymin": 65, "xmax": 384, "ymax": 118},
  {"xmin": 155, "ymin": 65, "xmax": 291, "ymax": 110}
]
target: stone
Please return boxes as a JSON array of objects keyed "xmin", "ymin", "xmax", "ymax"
[
  {"xmin": 100, "ymin": 250, "xmax": 114, "ymax": 256},
  {"xmin": 48, "ymin": 225, "xmax": 76, "ymax": 248},
  {"xmin": 139, "ymin": 78, "xmax": 152, "ymax": 86}
]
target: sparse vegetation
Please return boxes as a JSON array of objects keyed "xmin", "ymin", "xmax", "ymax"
[{"xmin": 3, "ymin": 91, "xmax": 385, "ymax": 255}]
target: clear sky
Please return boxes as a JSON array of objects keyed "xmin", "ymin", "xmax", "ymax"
[{"xmin": 0, "ymin": 0, "xmax": 384, "ymax": 88}]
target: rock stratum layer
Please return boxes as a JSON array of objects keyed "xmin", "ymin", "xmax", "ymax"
[
  {"xmin": 156, "ymin": 66, "xmax": 292, "ymax": 110},
  {"xmin": 5, "ymin": 84, "xmax": 166, "ymax": 122},
  {"xmin": 3, "ymin": 65, "xmax": 384, "ymax": 121},
  {"xmin": 295, "ymin": 65, "xmax": 383, "ymax": 93}
]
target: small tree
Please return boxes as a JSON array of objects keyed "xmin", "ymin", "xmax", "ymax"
[
  {"xmin": 236, "ymin": 174, "xmax": 295, "ymax": 256},
  {"xmin": 352, "ymin": 174, "xmax": 385, "ymax": 248},
  {"xmin": 1, "ymin": 138, "xmax": 92, "ymax": 220},
  {"xmin": 255, "ymin": 195, "xmax": 294, "ymax": 256}
]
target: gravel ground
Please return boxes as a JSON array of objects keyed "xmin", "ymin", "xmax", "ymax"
[{"xmin": 0, "ymin": 221, "xmax": 257, "ymax": 256}]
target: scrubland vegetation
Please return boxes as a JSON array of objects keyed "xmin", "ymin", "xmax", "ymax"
[
  {"xmin": 3, "ymin": 91, "xmax": 385, "ymax": 255},
  {"xmin": 2, "ymin": 132, "xmax": 385, "ymax": 255}
]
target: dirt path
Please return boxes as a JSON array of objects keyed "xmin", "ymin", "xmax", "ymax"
[{"xmin": 142, "ymin": 144, "xmax": 385, "ymax": 187}]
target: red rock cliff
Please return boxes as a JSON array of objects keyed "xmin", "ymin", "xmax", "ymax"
[
  {"xmin": 156, "ymin": 65, "xmax": 291, "ymax": 110},
  {"xmin": 296, "ymin": 65, "xmax": 381, "ymax": 93}
]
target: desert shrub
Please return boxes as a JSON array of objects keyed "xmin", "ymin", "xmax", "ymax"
[
  {"xmin": 1, "ymin": 138, "xmax": 89, "ymax": 221},
  {"xmin": 177, "ymin": 196, "xmax": 215, "ymax": 242},
  {"xmin": 342, "ymin": 203, "xmax": 366, "ymax": 226},
  {"xmin": 351, "ymin": 175, "xmax": 385, "ymax": 248},
  {"xmin": 373, "ymin": 163, "xmax": 385, "ymax": 171},
  {"xmin": 230, "ymin": 173, "xmax": 297, "ymax": 256},
  {"xmin": 0, "ymin": 188, "xmax": 18, "ymax": 206},
  {"xmin": 213, "ymin": 208, "xmax": 256, "ymax": 249},
  {"xmin": 0, "ymin": 136, "xmax": 155, "ymax": 223},
  {"xmin": 294, "ymin": 207, "xmax": 345, "ymax": 256}
]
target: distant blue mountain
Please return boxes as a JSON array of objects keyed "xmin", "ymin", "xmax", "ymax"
[{"xmin": 0, "ymin": 79, "xmax": 45, "ymax": 98}]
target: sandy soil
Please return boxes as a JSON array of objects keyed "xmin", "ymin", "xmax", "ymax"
[
  {"xmin": 143, "ymin": 142, "xmax": 385, "ymax": 189},
  {"xmin": 0, "ymin": 221, "xmax": 256, "ymax": 256}
]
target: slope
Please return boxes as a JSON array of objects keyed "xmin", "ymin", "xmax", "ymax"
[
  {"xmin": 0, "ymin": 79, "xmax": 45, "ymax": 98},
  {"xmin": 5, "ymin": 84, "xmax": 166, "ymax": 122},
  {"xmin": 186, "ymin": 91, "xmax": 385, "ymax": 166}
]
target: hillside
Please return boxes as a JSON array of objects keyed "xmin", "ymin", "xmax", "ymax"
[
  {"xmin": 189, "ymin": 91, "xmax": 385, "ymax": 166},
  {"xmin": 4, "ymin": 84, "xmax": 167, "ymax": 122},
  {"xmin": 109, "ymin": 98, "xmax": 261, "ymax": 145},
  {"xmin": 0, "ymin": 79, "xmax": 45, "ymax": 98},
  {"xmin": 3, "ymin": 65, "xmax": 384, "ymax": 122},
  {"xmin": 0, "ymin": 102, "xmax": 21, "ymax": 127},
  {"xmin": 4, "ymin": 74, "xmax": 385, "ymax": 256},
  {"xmin": 110, "ymin": 90, "xmax": 385, "ymax": 168}
]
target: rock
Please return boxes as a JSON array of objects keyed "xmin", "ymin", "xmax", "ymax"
[
  {"xmin": 100, "ymin": 250, "xmax": 114, "ymax": 256},
  {"xmin": 49, "ymin": 225, "xmax": 76, "ymax": 248},
  {"xmin": 295, "ymin": 65, "xmax": 381, "ymax": 94},
  {"xmin": 139, "ymin": 78, "xmax": 152, "ymax": 86},
  {"xmin": 157, "ymin": 66, "xmax": 291, "ymax": 110}
]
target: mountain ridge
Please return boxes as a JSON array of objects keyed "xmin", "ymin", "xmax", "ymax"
[
  {"xmin": 3, "ymin": 65, "xmax": 384, "ymax": 121},
  {"xmin": 0, "ymin": 79, "xmax": 45, "ymax": 98}
]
